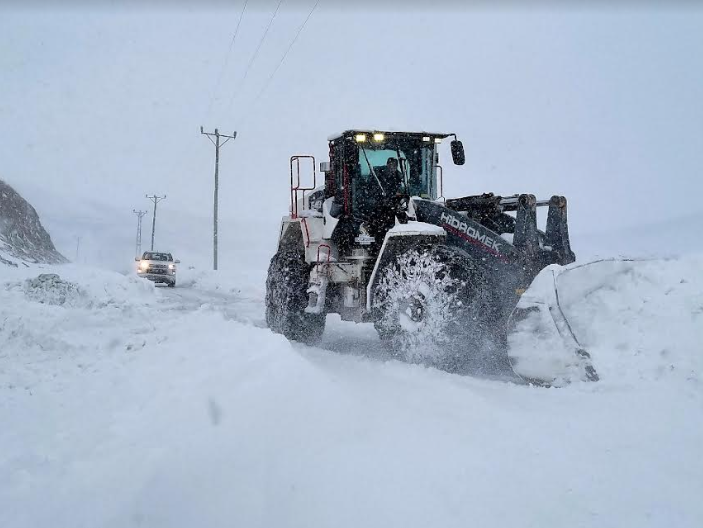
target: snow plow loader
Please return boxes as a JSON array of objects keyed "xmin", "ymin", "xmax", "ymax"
[{"xmin": 266, "ymin": 130, "xmax": 597, "ymax": 383}]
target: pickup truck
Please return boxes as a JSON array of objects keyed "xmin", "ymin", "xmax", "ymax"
[{"xmin": 135, "ymin": 251, "xmax": 179, "ymax": 287}]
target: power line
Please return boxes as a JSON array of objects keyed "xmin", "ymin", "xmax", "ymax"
[
  {"xmin": 244, "ymin": 0, "xmax": 321, "ymax": 122},
  {"xmin": 204, "ymin": 0, "xmax": 250, "ymax": 120},
  {"xmin": 226, "ymin": 0, "xmax": 285, "ymax": 115}
]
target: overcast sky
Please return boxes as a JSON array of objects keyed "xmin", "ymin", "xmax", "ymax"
[{"xmin": 1, "ymin": 1, "xmax": 701, "ymax": 267}]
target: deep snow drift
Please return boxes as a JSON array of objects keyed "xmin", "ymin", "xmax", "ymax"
[
  {"xmin": 509, "ymin": 257, "xmax": 703, "ymax": 386},
  {"xmin": 1, "ymin": 256, "xmax": 702, "ymax": 528}
]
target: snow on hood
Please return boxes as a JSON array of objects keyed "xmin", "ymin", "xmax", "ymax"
[{"xmin": 388, "ymin": 221, "xmax": 446, "ymax": 236}]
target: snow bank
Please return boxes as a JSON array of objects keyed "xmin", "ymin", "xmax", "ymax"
[
  {"xmin": 559, "ymin": 257, "xmax": 703, "ymax": 384},
  {"xmin": 509, "ymin": 255, "xmax": 703, "ymax": 386},
  {"xmin": 0, "ymin": 264, "xmax": 157, "ymax": 389},
  {"xmin": 2, "ymin": 259, "xmax": 703, "ymax": 528},
  {"xmin": 4, "ymin": 268, "xmax": 154, "ymax": 308}
]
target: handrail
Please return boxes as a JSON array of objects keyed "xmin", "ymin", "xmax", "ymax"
[
  {"xmin": 436, "ymin": 164, "xmax": 444, "ymax": 202},
  {"xmin": 290, "ymin": 155, "xmax": 316, "ymax": 218}
]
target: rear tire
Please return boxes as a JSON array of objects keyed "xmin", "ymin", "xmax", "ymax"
[
  {"xmin": 372, "ymin": 245, "xmax": 500, "ymax": 373},
  {"xmin": 265, "ymin": 246, "xmax": 325, "ymax": 345}
]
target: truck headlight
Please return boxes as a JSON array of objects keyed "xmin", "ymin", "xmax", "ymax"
[
  {"xmin": 139, "ymin": 261, "xmax": 149, "ymax": 270},
  {"xmin": 168, "ymin": 264, "xmax": 175, "ymax": 270}
]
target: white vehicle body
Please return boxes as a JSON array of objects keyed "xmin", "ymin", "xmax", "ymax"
[
  {"xmin": 135, "ymin": 251, "xmax": 179, "ymax": 287},
  {"xmin": 278, "ymin": 189, "xmax": 443, "ymax": 323}
]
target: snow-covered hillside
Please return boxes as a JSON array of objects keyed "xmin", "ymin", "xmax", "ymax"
[
  {"xmin": 0, "ymin": 180, "xmax": 66, "ymax": 267},
  {"xmin": 1, "ymin": 255, "xmax": 701, "ymax": 528}
]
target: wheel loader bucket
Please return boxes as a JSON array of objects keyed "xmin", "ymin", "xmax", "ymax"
[{"xmin": 507, "ymin": 265, "xmax": 599, "ymax": 386}]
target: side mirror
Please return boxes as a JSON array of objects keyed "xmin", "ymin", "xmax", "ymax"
[
  {"xmin": 320, "ymin": 161, "xmax": 331, "ymax": 173},
  {"xmin": 451, "ymin": 140, "xmax": 465, "ymax": 166},
  {"xmin": 175, "ymin": 260, "xmax": 180, "ymax": 264},
  {"xmin": 134, "ymin": 257, "xmax": 140, "ymax": 262}
]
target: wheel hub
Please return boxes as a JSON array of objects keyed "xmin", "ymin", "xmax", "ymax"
[{"xmin": 400, "ymin": 292, "xmax": 427, "ymax": 325}]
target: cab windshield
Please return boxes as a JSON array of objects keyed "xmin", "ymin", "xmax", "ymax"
[
  {"xmin": 143, "ymin": 252, "xmax": 172, "ymax": 261},
  {"xmin": 353, "ymin": 138, "xmax": 437, "ymax": 215}
]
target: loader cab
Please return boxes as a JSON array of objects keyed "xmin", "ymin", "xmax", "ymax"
[{"xmin": 326, "ymin": 130, "xmax": 455, "ymax": 220}]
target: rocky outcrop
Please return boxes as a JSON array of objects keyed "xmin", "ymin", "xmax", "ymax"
[{"xmin": 0, "ymin": 179, "xmax": 67, "ymax": 266}]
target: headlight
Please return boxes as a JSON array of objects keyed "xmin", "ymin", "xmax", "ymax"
[
  {"xmin": 168, "ymin": 264, "xmax": 175, "ymax": 270},
  {"xmin": 355, "ymin": 133, "xmax": 367, "ymax": 143},
  {"xmin": 139, "ymin": 261, "xmax": 149, "ymax": 270},
  {"xmin": 373, "ymin": 133, "xmax": 384, "ymax": 142}
]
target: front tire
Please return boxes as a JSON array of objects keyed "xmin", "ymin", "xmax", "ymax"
[
  {"xmin": 265, "ymin": 246, "xmax": 325, "ymax": 345},
  {"xmin": 372, "ymin": 245, "xmax": 497, "ymax": 372}
]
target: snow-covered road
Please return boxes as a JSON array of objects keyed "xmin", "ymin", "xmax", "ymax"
[
  {"xmin": 1, "ymin": 259, "xmax": 702, "ymax": 528},
  {"xmin": 159, "ymin": 276, "xmax": 397, "ymax": 368}
]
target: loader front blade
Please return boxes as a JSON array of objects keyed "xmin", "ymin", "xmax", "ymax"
[{"xmin": 507, "ymin": 267, "xmax": 598, "ymax": 386}]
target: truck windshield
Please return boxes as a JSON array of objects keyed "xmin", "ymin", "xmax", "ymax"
[
  {"xmin": 353, "ymin": 140, "xmax": 436, "ymax": 215},
  {"xmin": 143, "ymin": 252, "xmax": 172, "ymax": 261}
]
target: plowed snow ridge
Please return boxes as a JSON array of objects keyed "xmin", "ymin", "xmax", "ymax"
[
  {"xmin": 559, "ymin": 258, "xmax": 703, "ymax": 384},
  {"xmin": 509, "ymin": 257, "xmax": 703, "ymax": 385}
]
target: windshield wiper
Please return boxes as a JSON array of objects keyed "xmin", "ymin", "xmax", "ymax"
[{"xmin": 359, "ymin": 145, "xmax": 386, "ymax": 196}]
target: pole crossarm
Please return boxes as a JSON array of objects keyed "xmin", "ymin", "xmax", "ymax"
[{"xmin": 200, "ymin": 126, "xmax": 237, "ymax": 140}]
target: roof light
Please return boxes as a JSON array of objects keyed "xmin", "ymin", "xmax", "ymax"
[
  {"xmin": 434, "ymin": 138, "xmax": 443, "ymax": 144},
  {"xmin": 355, "ymin": 134, "xmax": 367, "ymax": 143},
  {"xmin": 422, "ymin": 136, "xmax": 431, "ymax": 142},
  {"xmin": 373, "ymin": 133, "xmax": 385, "ymax": 142}
]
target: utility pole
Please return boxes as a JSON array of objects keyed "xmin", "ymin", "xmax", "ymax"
[
  {"xmin": 132, "ymin": 209, "xmax": 147, "ymax": 257},
  {"xmin": 201, "ymin": 126, "xmax": 237, "ymax": 271},
  {"xmin": 75, "ymin": 236, "xmax": 81, "ymax": 262},
  {"xmin": 145, "ymin": 195, "xmax": 166, "ymax": 251}
]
